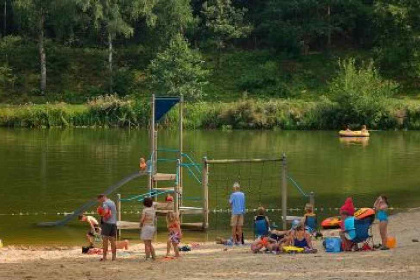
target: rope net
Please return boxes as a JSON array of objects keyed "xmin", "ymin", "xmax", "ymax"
[{"xmin": 207, "ymin": 159, "xmax": 283, "ymax": 232}]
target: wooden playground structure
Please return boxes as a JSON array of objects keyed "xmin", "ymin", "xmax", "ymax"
[{"xmin": 115, "ymin": 95, "xmax": 316, "ymax": 235}]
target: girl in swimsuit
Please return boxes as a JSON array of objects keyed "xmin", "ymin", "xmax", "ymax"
[
  {"xmin": 374, "ymin": 195, "xmax": 389, "ymax": 250},
  {"xmin": 166, "ymin": 212, "xmax": 182, "ymax": 258}
]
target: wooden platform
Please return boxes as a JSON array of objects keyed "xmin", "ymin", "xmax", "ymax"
[
  {"xmin": 117, "ymin": 221, "xmax": 140, "ymax": 230},
  {"xmin": 180, "ymin": 206, "xmax": 204, "ymax": 215},
  {"xmin": 153, "ymin": 173, "xmax": 176, "ymax": 181},
  {"xmin": 180, "ymin": 222, "xmax": 205, "ymax": 230},
  {"xmin": 152, "ymin": 187, "xmax": 175, "ymax": 192}
]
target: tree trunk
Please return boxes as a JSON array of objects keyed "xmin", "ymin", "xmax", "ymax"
[
  {"xmin": 39, "ymin": 8, "xmax": 46, "ymax": 95},
  {"xmin": 327, "ymin": 5, "xmax": 331, "ymax": 49},
  {"xmin": 108, "ymin": 32, "xmax": 113, "ymax": 93},
  {"xmin": 3, "ymin": 0, "xmax": 6, "ymax": 37}
]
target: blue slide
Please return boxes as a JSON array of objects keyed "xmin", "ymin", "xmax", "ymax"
[{"xmin": 38, "ymin": 171, "xmax": 147, "ymax": 227}]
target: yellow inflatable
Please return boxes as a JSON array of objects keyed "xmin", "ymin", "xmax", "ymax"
[
  {"xmin": 282, "ymin": 246, "xmax": 305, "ymax": 253},
  {"xmin": 339, "ymin": 130, "xmax": 370, "ymax": 137}
]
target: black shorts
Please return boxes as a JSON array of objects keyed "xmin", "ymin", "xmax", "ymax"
[
  {"xmin": 101, "ymin": 223, "xmax": 117, "ymax": 237},
  {"xmin": 87, "ymin": 226, "xmax": 101, "ymax": 237}
]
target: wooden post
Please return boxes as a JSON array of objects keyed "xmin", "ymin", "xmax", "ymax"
[
  {"xmin": 117, "ymin": 193, "xmax": 122, "ymax": 239},
  {"xmin": 202, "ymin": 157, "xmax": 209, "ymax": 229},
  {"xmin": 175, "ymin": 159, "xmax": 181, "ymax": 214},
  {"xmin": 148, "ymin": 94, "xmax": 155, "ymax": 192},
  {"xmin": 309, "ymin": 192, "xmax": 315, "ymax": 208},
  {"xmin": 281, "ymin": 153, "xmax": 287, "ymax": 230},
  {"xmin": 178, "ymin": 95, "xmax": 183, "ymax": 201}
]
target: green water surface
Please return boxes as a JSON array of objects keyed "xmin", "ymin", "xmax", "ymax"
[{"xmin": 1, "ymin": 128, "xmax": 420, "ymax": 245}]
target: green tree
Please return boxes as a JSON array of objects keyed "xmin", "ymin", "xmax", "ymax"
[
  {"xmin": 76, "ymin": 0, "xmax": 157, "ymax": 93},
  {"xmin": 202, "ymin": 0, "xmax": 252, "ymax": 66},
  {"xmin": 329, "ymin": 58, "xmax": 398, "ymax": 127},
  {"xmin": 148, "ymin": 34, "xmax": 208, "ymax": 100},
  {"xmin": 13, "ymin": 0, "xmax": 77, "ymax": 95},
  {"xmin": 374, "ymin": 0, "xmax": 420, "ymax": 84}
]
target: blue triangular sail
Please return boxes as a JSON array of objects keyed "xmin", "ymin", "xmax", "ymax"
[{"xmin": 155, "ymin": 97, "xmax": 180, "ymax": 122}]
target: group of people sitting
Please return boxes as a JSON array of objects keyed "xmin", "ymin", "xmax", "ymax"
[
  {"xmin": 249, "ymin": 194, "xmax": 390, "ymax": 254},
  {"xmin": 250, "ymin": 204, "xmax": 318, "ymax": 254}
]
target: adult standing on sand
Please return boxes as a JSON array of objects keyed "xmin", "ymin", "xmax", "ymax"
[
  {"xmin": 229, "ymin": 182, "xmax": 245, "ymax": 245},
  {"xmin": 97, "ymin": 194, "xmax": 118, "ymax": 261}
]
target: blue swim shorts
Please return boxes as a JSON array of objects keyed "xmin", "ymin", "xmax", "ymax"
[{"xmin": 377, "ymin": 210, "xmax": 388, "ymax": 222}]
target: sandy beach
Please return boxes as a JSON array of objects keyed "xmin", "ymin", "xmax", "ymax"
[{"xmin": 1, "ymin": 210, "xmax": 420, "ymax": 280}]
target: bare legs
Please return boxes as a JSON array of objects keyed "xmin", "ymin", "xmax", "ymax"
[
  {"xmin": 102, "ymin": 236, "xmax": 109, "ymax": 260},
  {"xmin": 379, "ymin": 221, "xmax": 388, "ymax": 248},
  {"xmin": 237, "ymin": 226, "xmax": 243, "ymax": 244},
  {"xmin": 144, "ymin": 240, "xmax": 155, "ymax": 260},
  {"xmin": 231, "ymin": 226, "xmax": 237, "ymax": 243},
  {"xmin": 101, "ymin": 237, "xmax": 117, "ymax": 261},
  {"xmin": 109, "ymin": 237, "xmax": 116, "ymax": 260},
  {"xmin": 87, "ymin": 234, "xmax": 94, "ymax": 247},
  {"xmin": 166, "ymin": 239, "xmax": 180, "ymax": 258}
]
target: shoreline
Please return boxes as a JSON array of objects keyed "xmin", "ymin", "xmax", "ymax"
[
  {"xmin": 1, "ymin": 98, "xmax": 420, "ymax": 130},
  {"xmin": 1, "ymin": 210, "xmax": 420, "ymax": 279}
]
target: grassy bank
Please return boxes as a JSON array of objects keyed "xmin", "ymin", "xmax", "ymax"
[{"xmin": 1, "ymin": 96, "xmax": 420, "ymax": 130}]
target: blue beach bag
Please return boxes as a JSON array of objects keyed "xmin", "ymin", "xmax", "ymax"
[{"xmin": 324, "ymin": 237, "xmax": 342, "ymax": 253}]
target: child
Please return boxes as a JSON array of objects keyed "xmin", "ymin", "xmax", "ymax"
[
  {"xmin": 140, "ymin": 197, "xmax": 156, "ymax": 260},
  {"xmin": 139, "ymin": 157, "xmax": 147, "ymax": 171},
  {"xmin": 289, "ymin": 224, "xmax": 316, "ymax": 253},
  {"xmin": 166, "ymin": 211, "xmax": 182, "ymax": 258},
  {"xmin": 361, "ymin": 125, "xmax": 368, "ymax": 133},
  {"xmin": 254, "ymin": 206, "xmax": 270, "ymax": 237},
  {"xmin": 345, "ymin": 124, "xmax": 352, "ymax": 132},
  {"xmin": 165, "ymin": 193, "xmax": 174, "ymax": 202},
  {"xmin": 374, "ymin": 195, "xmax": 389, "ymax": 250},
  {"xmin": 78, "ymin": 214, "xmax": 101, "ymax": 248},
  {"xmin": 339, "ymin": 210, "xmax": 356, "ymax": 251},
  {"xmin": 302, "ymin": 203, "xmax": 317, "ymax": 234}
]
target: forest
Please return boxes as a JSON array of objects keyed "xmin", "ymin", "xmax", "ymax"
[{"xmin": 0, "ymin": 0, "xmax": 419, "ymax": 129}]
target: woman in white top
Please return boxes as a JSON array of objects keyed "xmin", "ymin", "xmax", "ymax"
[{"xmin": 140, "ymin": 197, "xmax": 156, "ymax": 260}]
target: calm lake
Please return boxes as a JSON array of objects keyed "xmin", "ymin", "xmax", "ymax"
[{"xmin": 1, "ymin": 128, "xmax": 420, "ymax": 245}]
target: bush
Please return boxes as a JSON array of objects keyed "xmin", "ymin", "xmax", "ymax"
[{"xmin": 329, "ymin": 58, "xmax": 399, "ymax": 128}]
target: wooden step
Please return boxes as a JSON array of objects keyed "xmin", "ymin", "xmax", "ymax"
[
  {"xmin": 155, "ymin": 209, "xmax": 172, "ymax": 216},
  {"xmin": 153, "ymin": 173, "xmax": 176, "ymax": 181},
  {"xmin": 181, "ymin": 222, "xmax": 205, "ymax": 230},
  {"xmin": 117, "ymin": 221, "xmax": 140, "ymax": 230},
  {"xmin": 180, "ymin": 207, "xmax": 203, "ymax": 215},
  {"xmin": 152, "ymin": 187, "xmax": 175, "ymax": 192}
]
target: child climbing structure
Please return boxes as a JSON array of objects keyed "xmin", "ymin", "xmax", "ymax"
[{"xmin": 117, "ymin": 95, "xmax": 210, "ymax": 233}]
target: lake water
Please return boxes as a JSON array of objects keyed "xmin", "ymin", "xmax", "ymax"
[{"xmin": 1, "ymin": 128, "xmax": 420, "ymax": 245}]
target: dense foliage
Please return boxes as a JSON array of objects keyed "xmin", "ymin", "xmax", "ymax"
[{"xmin": 0, "ymin": 0, "xmax": 418, "ymax": 102}]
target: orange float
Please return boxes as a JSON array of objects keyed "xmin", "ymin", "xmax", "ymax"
[
  {"xmin": 321, "ymin": 216, "xmax": 341, "ymax": 229},
  {"xmin": 354, "ymin": 208, "xmax": 375, "ymax": 220}
]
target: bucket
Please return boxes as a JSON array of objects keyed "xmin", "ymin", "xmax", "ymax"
[{"xmin": 386, "ymin": 236, "xmax": 396, "ymax": 248}]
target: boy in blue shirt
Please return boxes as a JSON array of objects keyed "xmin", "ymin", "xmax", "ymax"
[
  {"xmin": 340, "ymin": 210, "xmax": 356, "ymax": 251},
  {"xmin": 229, "ymin": 182, "xmax": 245, "ymax": 245}
]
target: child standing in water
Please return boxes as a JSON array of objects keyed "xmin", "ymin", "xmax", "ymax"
[
  {"xmin": 166, "ymin": 212, "xmax": 182, "ymax": 258},
  {"xmin": 374, "ymin": 195, "xmax": 389, "ymax": 250},
  {"xmin": 140, "ymin": 197, "xmax": 156, "ymax": 260}
]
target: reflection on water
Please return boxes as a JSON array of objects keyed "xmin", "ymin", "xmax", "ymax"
[
  {"xmin": 1, "ymin": 129, "xmax": 420, "ymax": 245},
  {"xmin": 339, "ymin": 137, "xmax": 369, "ymax": 147}
]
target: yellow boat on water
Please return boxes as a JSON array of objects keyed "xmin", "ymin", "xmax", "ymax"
[{"xmin": 339, "ymin": 130, "xmax": 370, "ymax": 137}]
